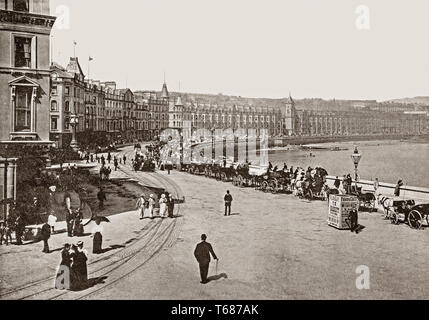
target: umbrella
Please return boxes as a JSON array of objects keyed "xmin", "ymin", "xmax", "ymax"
[{"xmin": 93, "ymin": 216, "xmax": 110, "ymax": 223}]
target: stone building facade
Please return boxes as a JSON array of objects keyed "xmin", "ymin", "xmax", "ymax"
[{"xmin": 0, "ymin": 0, "xmax": 56, "ymax": 145}]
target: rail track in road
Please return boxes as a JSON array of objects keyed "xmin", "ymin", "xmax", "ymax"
[{"xmin": 0, "ymin": 153, "xmax": 185, "ymax": 300}]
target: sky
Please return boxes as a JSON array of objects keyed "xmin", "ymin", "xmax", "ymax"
[{"xmin": 49, "ymin": 0, "xmax": 429, "ymax": 101}]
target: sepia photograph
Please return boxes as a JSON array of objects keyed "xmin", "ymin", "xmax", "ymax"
[{"xmin": 0, "ymin": 0, "xmax": 428, "ymax": 309}]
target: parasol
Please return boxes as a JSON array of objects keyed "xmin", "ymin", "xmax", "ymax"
[{"xmin": 93, "ymin": 216, "xmax": 110, "ymax": 223}]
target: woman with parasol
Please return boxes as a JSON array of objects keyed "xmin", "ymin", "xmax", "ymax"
[{"xmin": 91, "ymin": 216, "xmax": 109, "ymax": 254}]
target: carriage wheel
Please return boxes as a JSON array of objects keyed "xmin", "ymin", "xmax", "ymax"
[
  {"xmin": 221, "ymin": 172, "xmax": 227, "ymax": 182},
  {"xmin": 261, "ymin": 181, "xmax": 269, "ymax": 192},
  {"xmin": 306, "ymin": 189, "xmax": 313, "ymax": 200},
  {"xmin": 390, "ymin": 212, "xmax": 399, "ymax": 225},
  {"xmin": 269, "ymin": 179, "xmax": 277, "ymax": 194},
  {"xmin": 408, "ymin": 210, "xmax": 423, "ymax": 229},
  {"xmin": 188, "ymin": 167, "xmax": 194, "ymax": 174}
]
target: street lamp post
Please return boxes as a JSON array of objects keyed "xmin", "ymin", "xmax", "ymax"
[
  {"xmin": 70, "ymin": 114, "xmax": 79, "ymax": 151},
  {"xmin": 350, "ymin": 146, "xmax": 362, "ymax": 182}
]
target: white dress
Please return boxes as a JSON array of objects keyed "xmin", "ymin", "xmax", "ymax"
[
  {"xmin": 136, "ymin": 197, "xmax": 145, "ymax": 219},
  {"xmin": 147, "ymin": 198, "xmax": 155, "ymax": 218},
  {"xmin": 159, "ymin": 199, "xmax": 167, "ymax": 218}
]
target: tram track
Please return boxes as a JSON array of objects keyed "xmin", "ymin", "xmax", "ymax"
[{"xmin": 1, "ymin": 149, "xmax": 185, "ymax": 300}]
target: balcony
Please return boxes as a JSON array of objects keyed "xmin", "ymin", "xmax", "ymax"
[{"xmin": 0, "ymin": 9, "xmax": 56, "ymax": 29}]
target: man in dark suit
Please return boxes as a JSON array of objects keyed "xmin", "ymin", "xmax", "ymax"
[
  {"xmin": 224, "ymin": 190, "xmax": 233, "ymax": 216},
  {"xmin": 194, "ymin": 234, "xmax": 218, "ymax": 284}
]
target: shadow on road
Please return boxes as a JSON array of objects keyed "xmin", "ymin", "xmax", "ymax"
[
  {"xmin": 207, "ymin": 273, "xmax": 228, "ymax": 283},
  {"xmin": 101, "ymin": 244, "xmax": 125, "ymax": 253}
]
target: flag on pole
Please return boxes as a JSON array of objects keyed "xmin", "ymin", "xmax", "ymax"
[
  {"xmin": 89, "ymin": 56, "xmax": 93, "ymax": 61},
  {"xmin": 73, "ymin": 40, "xmax": 77, "ymax": 46}
]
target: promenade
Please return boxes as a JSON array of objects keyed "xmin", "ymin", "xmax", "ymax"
[{"xmin": 1, "ymin": 146, "xmax": 428, "ymax": 299}]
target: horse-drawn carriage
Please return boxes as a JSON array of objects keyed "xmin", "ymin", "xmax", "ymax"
[
  {"xmin": 294, "ymin": 167, "xmax": 329, "ymax": 200},
  {"xmin": 259, "ymin": 170, "xmax": 293, "ymax": 194},
  {"xmin": 350, "ymin": 186, "xmax": 377, "ymax": 211},
  {"xmin": 380, "ymin": 197, "xmax": 429, "ymax": 229},
  {"xmin": 231, "ymin": 163, "xmax": 267, "ymax": 188},
  {"xmin": 186, "ymin": 161, "xmax": 207, "ymax": 175}
]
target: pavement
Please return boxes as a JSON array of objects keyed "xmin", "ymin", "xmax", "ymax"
[{"xmin": 1, "ymin": 146, "xmax": 429, "ymax": 300}]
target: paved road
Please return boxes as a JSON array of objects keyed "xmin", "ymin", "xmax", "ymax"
[
  {"xmin": 90, "ymin": 147, "xmax": 429, "ymax": 299},
  {"xmin": 2, "ymin": 146, "xmax": 428, "ymax": 299}
]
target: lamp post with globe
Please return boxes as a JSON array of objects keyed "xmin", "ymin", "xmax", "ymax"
[
  {"xmin": 351, "ymin": 146, "xmax": 362, "ymax": 182},
  {"xmin": 69, "ymin": 114, "xmax": 79, "ymax": 151}
]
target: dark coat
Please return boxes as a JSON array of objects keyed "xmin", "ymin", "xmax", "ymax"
[
  {"xmin": 60, "ymin": 249, "xmax": 71, "ymax": 267},
  {"xmin": 224, "ymin": 194, "xmax": 233, "ymax": 204},
  {"xmin": 194, "ymin": 241, "xmax": 217, "ymax": 264},
  {"xmin": 40, "ymin": 223, "xmax": 51, "ymax": 240}
]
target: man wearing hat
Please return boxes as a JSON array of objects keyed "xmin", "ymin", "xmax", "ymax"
[{"xmin": 194, "ymin": 234, "xmax": 218, "ymax": 284}]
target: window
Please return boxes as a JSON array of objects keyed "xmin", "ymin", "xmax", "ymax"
[
  {"xmin": 51, "ymin": 100, "xmax": 58, "ymax": 111},
  {"xmin": 51, "ymin": 117, "xmax": 58, "ymax": 131},
  {"xmin": 51, "ymin": 86, "xmax": 57, "ymax": 95},
  {"xmin": 14, "ymin": 37, "xmax": 32, "ymax": 68},
  {"xmin": 13, "ymin": 0, "xmax": 29, "ymax": 12},
  {"xmin": 65, "ymin": 87, "xmax": 70, "ymax": 95},
  {"xmin": 14, "ymin": 86, "xmax": 32, "ymax": 132},
  {"xmin": 65, "ymin": 101, "xmax": 70, "ymax": 112},
  {"xmin": 64, "ymin": 117, "xmax": 70, "ymax": 130}
]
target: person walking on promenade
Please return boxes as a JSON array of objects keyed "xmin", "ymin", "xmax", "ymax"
[
  {"xmin": 394, "ymin": 180, "xmax": 403, "ymax": 197},
  {"xmin": 55, "ymin": 243, "xmax": 72, "ymax": 290},
  {"xmin": 97, "ymin": 187, "xmax": 106, "ymax": 210},
  {"xmin": 14, "ymin": 215, "xmax": 25, "ymax": 245},
  {"xmin": 148, "ymin": 194, "xmax": 155, "ymax": 219},
  {"xmin": 0, "ymin": 221, "xmax": 12, "ymax": 245},
  {"xmin": 92, "ymin": 219, "xmax": 103, "ymax": 254},
  {"xmin": 123, "ymin": 155, "xmax": 127, "ymax": 165},
  {"xmin": 194, "ymin": 234, "xmax": 218, "ymax": 284},
  {"xmin": 224, "ymin": 190, "xmax": 233, "ymax": 216},
  {"xmin": 72, "ymin": 241, "xmax": 88, "ymax": 290},
  {"xmin": 168, "ymin": 194, "xmax": 175, "ymax": 218},
  {"xmin": 159, "ymin": 194, "xmax": 168, "ymax": 218},
  {"xmin": 101, "ymin": 155, "xmax": 105, "ymax": 166},
  {"xmin": 107, "ymin": 152, "xmax": 111, "ymax": 164},
  {"xmin": 136, "ymin": 194, "xmax": 146, "ymax": 220},
  {"xmin": 40, "ymin": 222, "xmax": 51, "ymax": 253},
  {"xmin": 48, "ymin": 212, "xmax": 57, "ymax": 234},
  {"xmin": 114, "ymin": 158, "xmax": 119, "ymax": 171}
]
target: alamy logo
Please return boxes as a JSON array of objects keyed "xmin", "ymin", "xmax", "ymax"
[
  {"xmin": 355, "ymin": 5, "xmax": 371, "ymax": 30},
  {"xmin": 159, "ymin": 121, "xmax": 269, "ymax": 165},
  {"xmin": 54, "ymin": 5, "xmax": 70, "ymax": 30},
  {"xmin": 355, "ymin": 265, "xmax": 370, "ymax": 290}
]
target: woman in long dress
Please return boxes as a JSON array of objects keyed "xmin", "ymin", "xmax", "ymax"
[
  {"xmin": 55, "ymin": 243, "xmax": 71, "ymax": 290},
  {"xmin": 159, "ymin": 194, "xmax": 167, "ymax": 218},
  {"xmin": 92, "ymin": 220, "xmax": 103, "ymax": 254},
  {"xmin": 148, "ymin": 194, "xmax": 155, "ymax": 219},
  {"xmin": 136, "ymin": 194, "xmax": 145, "ymax": 220}
]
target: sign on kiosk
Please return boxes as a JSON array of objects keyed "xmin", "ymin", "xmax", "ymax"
[{"xmin": 328, "ymin": 194, "xmax": 359, "ymax": 230}]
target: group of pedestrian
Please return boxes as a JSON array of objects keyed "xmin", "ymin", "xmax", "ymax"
[
  {"xmin": 136, "ymin": 193, "xmax": 175, "ymax": 219},
  {"xmin": 99, "ymin": 165, "xmax": 112, "ymax": 180},
  {"xmin": 55, "ymin": 241, "xmax": 88, "ymax": 291}
]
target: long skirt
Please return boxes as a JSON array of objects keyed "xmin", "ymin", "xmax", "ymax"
[
  {"xmin": 93, "ymin": 232, "xmax": 103, "ymax": 254},
  {"xmin": 55, "ymin": 264, "xmax": 71, "ymax": 290},
  {"xmin": 143, "ymin": 206, "xmax": 152, "ymax": 218},
  {"xmin": 159, "ymin": 203, "xmax": 167, "ymax": 218}
]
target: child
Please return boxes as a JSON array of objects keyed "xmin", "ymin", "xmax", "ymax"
[{"xmin": 48, "ymin": 212, "xmax": 57, "ymax": 234}]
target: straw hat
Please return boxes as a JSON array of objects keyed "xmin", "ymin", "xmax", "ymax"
[{"xmin": 149, "ymin": 194, "xmax": 154, "ymax": 198}]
